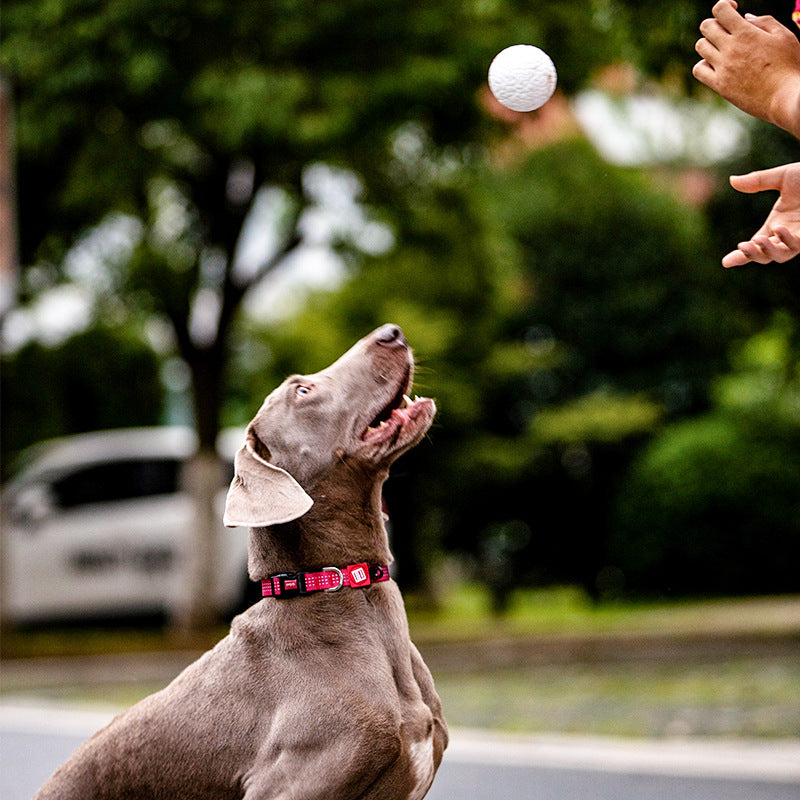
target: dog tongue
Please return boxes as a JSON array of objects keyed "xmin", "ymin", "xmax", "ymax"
[
  {"xmin": 363, "ymin": 395, "xmax": 430, "ymax": 445},
  {"xmin": 366, "ymin": 399, "xmax": 420, "ymax": 441}
]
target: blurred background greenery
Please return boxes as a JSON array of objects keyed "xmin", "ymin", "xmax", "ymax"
[{"xmin": 2, "ymin": 0, "xmax": 800, "ymax": 624}]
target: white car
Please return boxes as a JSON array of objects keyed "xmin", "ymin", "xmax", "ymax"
[{"xmin": 1, "ymin": 427, "xmax": 250, "ymax": 625}]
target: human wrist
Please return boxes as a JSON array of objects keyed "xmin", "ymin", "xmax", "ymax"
[{"xmin": 769, "ymin": 75, "xmax": 800, "ymax": 138}]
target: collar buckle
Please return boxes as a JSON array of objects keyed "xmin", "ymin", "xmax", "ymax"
[{"xmin": 268, "ymin": 572, "xmax": 307, "ymax": 598}]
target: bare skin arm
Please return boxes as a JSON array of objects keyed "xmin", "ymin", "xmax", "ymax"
[
  {"xmin": 693, "ymin": 0, "xmax": 800, "ymax": 139},
  {"xmin": 693, "ymin": 1, "xmax": 800, "ymax": 267}
]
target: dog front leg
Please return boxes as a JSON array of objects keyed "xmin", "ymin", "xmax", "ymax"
[{"xmin": 242, "ymin": 726, "xmax": 404, "ymax": 800}]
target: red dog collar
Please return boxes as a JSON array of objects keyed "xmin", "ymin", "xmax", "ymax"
[{"xmin": 262, "ymin": 563, "xmax": 390, "ymax": 599}]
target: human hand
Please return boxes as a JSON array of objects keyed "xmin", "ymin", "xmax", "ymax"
[
  {"xmin": 722, "ymin": 163, "xmax": 800, "ymax": 268},
  {"xmin": 693, "ymin": 0, "xmax": 800, "ymax": 138}
]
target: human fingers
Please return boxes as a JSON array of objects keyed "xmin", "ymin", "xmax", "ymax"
[
  {"xmin": 729, "ymin": 165, "xmax": 787, "ymax": 194},
  {"xmin": 692, "ymin": 58, "xmax": 714, "ymax": 85},
  {"xmin": 692, "ymin": 41, "xmax": 716, "ymax": 86},
  {"xmin": 721, "ymin": 248, "xmax": 751, "ymax": 268},
  {"xmin": 698, "ymin": 16, "xmax": 729, "ymax": 46},
  {"xmin": 733, "ymin": 240, "xmax": 771, "ymax": 264},
  {"xmin": 722, "ymin": 225, "xmax": 800, "ymax": 268},
  {"xmin": 768, "ymin": 226, "xmax": 800, "ymax": 261},
  {"xmin": 735, "ymin": 236, "xmax": 787, "ymax": 264},
  {"xmin": 696, "ymin": 3, "xmax": 753, "ymax": 55},
  {"xmin": 751, "ymin": 233, "xmax": 787, "ymax": 259},
  {"xmin": 722, "ymin": 250, "xmax": 750, "ymax": 269},
  {"xmin": 773, "ymin": 224, "xmax": 800, "ymax": 248},
  {"xmin": 710, "ymin": 0, "xmax": 747, "ymax": 33},
  {"xmin": 694, "ymin": 36, "xmax": 718, "ymax": 63}
]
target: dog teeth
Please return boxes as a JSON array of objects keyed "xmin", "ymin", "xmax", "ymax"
[{"xmin": 402, "ymin": 394, "xmax": 412, "ymax": 408}]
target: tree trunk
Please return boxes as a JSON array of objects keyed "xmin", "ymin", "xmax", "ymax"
[
  {"xmin": 171, "ymin": 347, "xmax": 227, "ymax": 638},
  {"xmin": 172, "ymin": 448, "xmax": 226, "ymax": 637},
  {"xmin": 166, "ymin": 212, "xmax": 301, "ymax": 638}
]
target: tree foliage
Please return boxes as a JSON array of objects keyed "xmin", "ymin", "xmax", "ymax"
[
  {"xmin": 5, "ymin": 0, "xmax": 800, "ymax": 609},
  {"xmin": 1, "ymin": 326, "xmax": 163, "ymax": 478},
  {"xmin": 490, "ymin": 138, "xmax": 752, "ymax": 411},
  {"xmin": 239, "ymin": 135, "xmax": 748, "ymax": 599},
  {"xmin": 2, "ymin": 0, "xmax": 749, "ymax": 450}
]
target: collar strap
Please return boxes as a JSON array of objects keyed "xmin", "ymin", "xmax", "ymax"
[{"xmin": 262, "ymin": 563, "xmax": 390, "ymax": 599}]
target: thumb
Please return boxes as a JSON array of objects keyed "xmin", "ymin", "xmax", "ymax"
[{"xmin": 729, "ymin": 165, "xmax": 787, "ymax": 194}]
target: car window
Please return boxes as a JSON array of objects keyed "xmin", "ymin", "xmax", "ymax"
[{"xmin": 51, "ymin": 459, "xmax": 182, "ymax": 509}]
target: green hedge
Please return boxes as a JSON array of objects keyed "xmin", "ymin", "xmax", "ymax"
[{"xmin": 609, "ymin": 414, "xmax": 800, "ymax": 597}]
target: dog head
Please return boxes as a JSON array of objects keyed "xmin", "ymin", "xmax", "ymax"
[{"xmin": 224, "ymin": 324, "xmax": 436, "ymax": 528}]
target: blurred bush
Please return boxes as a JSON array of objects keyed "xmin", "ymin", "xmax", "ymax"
[{"xmin": 610, "ymin": 315, "xmax": 800, "ymax": 596}]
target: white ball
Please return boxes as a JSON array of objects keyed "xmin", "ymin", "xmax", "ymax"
[{"xmin": 488, "ymin": 44, "xmax": 557, "ymax": 112}]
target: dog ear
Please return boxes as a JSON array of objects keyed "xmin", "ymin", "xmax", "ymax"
[{"xmin": 223, "ymin": 433, "xmax": 313, "ymax": 528}]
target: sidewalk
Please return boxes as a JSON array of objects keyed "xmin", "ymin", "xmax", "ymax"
[
  {"xmin": 1, "ymin": 649, "xmax": 203, "ymax": 693},
  {"xmin": 3, "ymin": 630, "xmax": 799, "ymax": 693}
]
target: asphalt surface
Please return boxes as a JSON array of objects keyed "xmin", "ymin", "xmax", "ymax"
[
  {"xmin": 3, "ymin": 704, "xmax": 798, "ymax": 800},
  {"xmin": 3, "ymin": 599, "xmax": 799, "ymax": 797}
]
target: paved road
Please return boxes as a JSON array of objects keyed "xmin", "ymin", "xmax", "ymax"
[
  {"xmin": 3, "ymin": 705, "xmax": 799, "ymax": 800},
  {"xmin": 430, "ymin": 729, "xmax": 800, "ymax": 800}
]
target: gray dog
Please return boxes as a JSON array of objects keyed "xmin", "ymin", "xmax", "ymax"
[{"xmin": 34, "ymin": 324, "xmax": 448, "ymax": 800}]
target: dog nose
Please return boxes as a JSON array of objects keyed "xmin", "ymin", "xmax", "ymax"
[{"xmin": 374, "ymin": 324, "xmax": 407, "ymax": 348}]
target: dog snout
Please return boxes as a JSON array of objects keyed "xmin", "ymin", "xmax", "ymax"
[{"xmin": 374, "ymin": 324, "xmax": 407, "ymax": 348}]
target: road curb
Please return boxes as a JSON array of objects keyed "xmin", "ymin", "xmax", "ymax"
[
  {"xmin": 2, "ymin": 703, "xmax": 799, "ymax": 784},
  {"xmin": 445, "ymin": 728, "xmax": 800, "ymax": 783}
]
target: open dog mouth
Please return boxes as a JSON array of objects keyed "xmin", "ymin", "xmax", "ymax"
[{"xmin": 362, "ymin": 369, "xmax": 434, "ymax": 449}]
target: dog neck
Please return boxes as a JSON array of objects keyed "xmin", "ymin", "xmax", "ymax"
[{"xmin": 247, "ymin": 469, "xmax": 392, "ymax": 580}]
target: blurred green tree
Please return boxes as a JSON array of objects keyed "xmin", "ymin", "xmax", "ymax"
[
  {"xmin": 491, "ymin": 138, "xmax": 743, "ymax": 410},
  {"xmin": 5, "ymin": 0, "xmax": 795, "ymax": 620},
  {"xmin": 238, "ymin": 135, "xmax": 748, "ymax": 603},
  {"xmin": 2, "ymin": 0, "xmax": 695, "ymax": 626},
  {"xmin": 1, "ymin": 325, "xmax": 163, "ymax": 479},
  {"xmin": 454, "ymin": 139, "xmax": 747, "ymax": 601}
]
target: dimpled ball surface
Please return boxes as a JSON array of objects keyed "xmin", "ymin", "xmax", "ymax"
[{"xmin": 488, "ymin": 45, "xmax": 557, "ymax": 112}]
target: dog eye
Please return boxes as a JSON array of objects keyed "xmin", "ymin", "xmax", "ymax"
[{"xmin": 295, "ymin": 385, "xmax": 311, "ymax": 397}]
